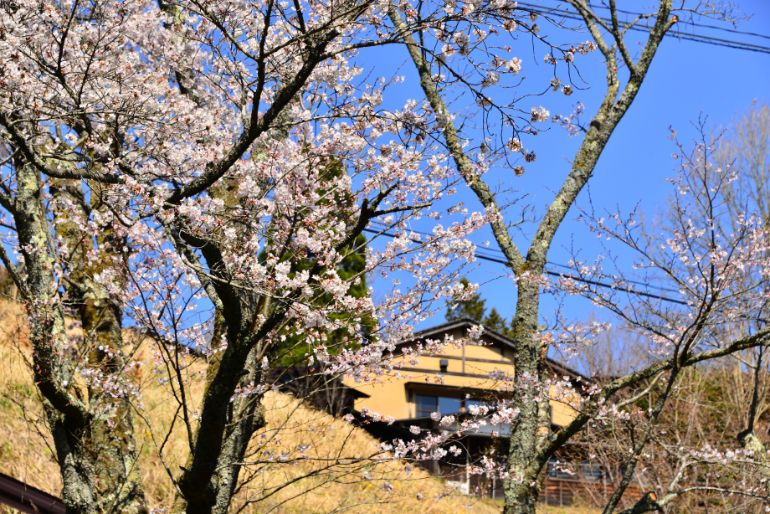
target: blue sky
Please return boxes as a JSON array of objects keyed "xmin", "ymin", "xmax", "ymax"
[
  {"xmin": 358, "ymin": 1, "xmax": 770, "ymax": 330},
  {"xmin": 520, "ymin": 0, "xmax": 770, "ymax": 326}
]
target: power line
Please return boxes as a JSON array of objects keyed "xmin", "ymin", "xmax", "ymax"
[
  {"xmin": 362, "ymin": 226, "xmax": 689, "ymax": 305},
  {"xmin": 580, "ymin": 1, "xmax": 770, "ymax": 42},
  {"xmin": 516, "ymin": 2, "xmax": 770, "ymax": 55},
  {"xmin": 369, "ymin": 220, "xmax": 683, "ymax": 296},
  {"xmin": 358, "ymin": 1, "xmax": 765, "ymax": 307}
]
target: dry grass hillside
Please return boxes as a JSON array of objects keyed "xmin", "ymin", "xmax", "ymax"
[{"xmin": 0, "ymin": 300, "xmax": 502, "ymax": 513}]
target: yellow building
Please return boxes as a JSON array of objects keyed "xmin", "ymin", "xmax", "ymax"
[{"xmin": 344, "ymin": 318, "xmax": 587, "ymax": 429}]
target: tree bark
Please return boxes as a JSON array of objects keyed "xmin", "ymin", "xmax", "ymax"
[
  {"xmin": 173, "ymin": 334, "xmax": 268, "ymax": 514},
  {"xmin": 503, "ymin": 280, "xmax": 547, "ymax": 513},
  {"xmin": 14, "ymin": 163, "xmax": 147, "ymax": 513}
]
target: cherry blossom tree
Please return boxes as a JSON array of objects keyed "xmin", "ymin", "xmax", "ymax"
[
  {"xmin": 551, "ymin": 117, "xmax": 770, "ymax": 512},
  {"xmin": 0, "ymin": 1, "xmax": 484, "ymax": 512},
  {"xmin": 717, "ymin": 103, "xmax": 770, "ymax": 463},
  {"xmin": 2, "ymin": 1, "xmax": 763, "ymax": 514},
  {"xmin": 379, "ymin": 1, "xmax": 769, "ymax": 512},
  {"xmin": 385, "ymin": 0, "xmax": 685, "ymax": 511}
]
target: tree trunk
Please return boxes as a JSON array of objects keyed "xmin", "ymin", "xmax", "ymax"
[
  {"xmin": 77, "ymin": 287, "xmax": 147, "ymax": 514},
  {"xmin": 210, "ymin": 364, "xmax": 266, "ymax": 514},
  {"xmin": 14, "ymin": 163, "xmax": 146, "ymax": 514},
  {"xmin": 47, "ymin": 400, "xmax": 146, "ymax": 514},
  {"xmin": 503, "ymin": 279, "xmax": 548, "ymax": 514},
  {"xmin": 173, "ymin": 342, "xmax": 267, "ymax": 514}
]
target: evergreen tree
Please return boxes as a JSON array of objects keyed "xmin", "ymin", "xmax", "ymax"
[
  {"xmin": 272, "ymin": 157, "xmax": 375, "ymax": 367},
  {"xmin": 446, "ymin": 278, "xmax": 487, "ymax": 322},
  {"xmin": 484, "ymin": 307, "xmax": 513, "ymax": 337},
  {"xmin": 446, "ymin": 279, "xmax": 515, "ymax": 337}
]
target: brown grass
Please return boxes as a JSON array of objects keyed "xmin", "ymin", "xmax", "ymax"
[
  {"xmin": 537, "ymin": 506, "xmax": 600, "ymax": 514},
  {"xmin": 0, "ymin": 300, "xmax": 500, "ymax": 513}
]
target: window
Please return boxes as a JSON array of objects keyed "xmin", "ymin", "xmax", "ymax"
[
  {"xmin": 414, "ymin": 394, "xmax": 462, "ymax": 417},
  {"xmin": 438, "ymin": 396, "xmax": 462, "ymax": 415},
  {"xmin": 580, "ymin": 462, "xmax": 604, "ymax": 481},
  {"xmin": 415, "ymin": 394, "xmax": 438, "ymax": 418}
]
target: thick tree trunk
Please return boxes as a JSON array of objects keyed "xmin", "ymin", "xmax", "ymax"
[
  {"xmin": 173, "ymin": 306, "xmax": 279, "ymax": 514},
  {"xmin": 48, "ymin": 419, "xmax": 98, "ymax": 513},
  {"xmin": 503, "ymin": 280, "xmax": 548, "ymax": 514},
  {"xmin": 15, "ymin": 164, "xmax": 146, "ymax": 514},
  {"xmin": 173, "ymin": 343, "xmax": 267, "ymax": 514},
  {"xmin": 78, "ymin": 290, "xmax": 147, "ymax": 514},
  {"xmin": 47, "ymin": 400, "xmax": 146, "ymax": 514}
]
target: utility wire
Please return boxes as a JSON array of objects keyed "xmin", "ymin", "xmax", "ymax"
[
  {"xmin": 516, "ymin": 1, "xmax": 770, "ymax": 55},
  {"xmin": 369, "ymin": 220, "xmax": 683, "ymax": 295},
  {"xmin": 363, "ymin": 226, "xmax": 689, "ymax": 305},
  {"xmin": 360, "ymin": 2, "xmax": 766, "ymax": 306},
  {"xmin": 578, "ymin": 0, "xmax": 770, "ymax": 41}
]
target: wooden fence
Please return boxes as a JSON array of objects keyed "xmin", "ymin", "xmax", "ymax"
[{"xmin": 540, "ymin": 476, "xmax": 643, "ymax": 508}]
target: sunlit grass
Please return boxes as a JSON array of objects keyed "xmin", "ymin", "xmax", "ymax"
[{"xmin": 0, "ymin": 300, "xmax": 499, "ymax": 513}]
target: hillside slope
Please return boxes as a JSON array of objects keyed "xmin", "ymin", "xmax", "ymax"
[{"xmin": 0, "ymin": 301, "xmax": 498, "ymax": 513}]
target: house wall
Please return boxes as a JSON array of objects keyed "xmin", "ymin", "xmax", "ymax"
[{"xmin": 342, "ymin": 330, "xmax": 579, "ymax": 426}]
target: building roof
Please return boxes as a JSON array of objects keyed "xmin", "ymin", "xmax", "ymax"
[{"xmin": 404, "ymin": 318, "xmax": 591, "ymax": 384}]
